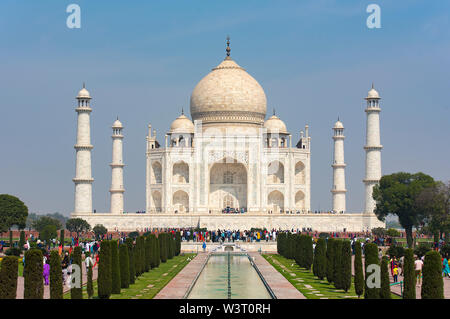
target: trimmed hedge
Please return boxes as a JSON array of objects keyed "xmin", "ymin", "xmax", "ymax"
[
  {"xmin": 111, "ymin": 240, "xmax": 121, "ymax": 294},
  {"xmin": 313, "ymin": 238, "xmax": 327, "ymax": 280},
  {"xmin": 70, "ymin": 246, "xmax": 83, "ymax": 299},
  {"xmin": 98, "ymin": 240, "xmax": 112, "ymax": 299},
  {"xmin": 326, "ymin": 238, "xmax": 335, "ymax": 283},
  {"xmin": 125, "ymin": 238, "xmax": 135, "ymax": 284},
  {"xmin": 49, "ymin": 250, "xmax": 63, "ymax": 299},
  {"xmin": 24, "ymin": 249, "xmax": 44, "ymax": 299},
  {"xmin": 340, "ymin": 240, "xmax": 352, "ymax": 293},
  {"xmin": 87, "ymin": 264, "xmax": 94, "ymax": 299},
  {"xmin": 119, "ymin": 243, "xmax": 130, "ymax": 289},
  {"xmin": 175, "ymin": 231, "xmax": 181, "ymax": 256},
  {"xmin": 403, "ymin": 248, "xmax": 416, "ymax": 299},
  {"xmin": 364, "ymin": 243, "xmax": 380, "ymax": 299},
  {"xmin": 421, "ymin": 250, "xmax": 444, "ymax": 299},
  {"xmin": 354, "ymin": 242, "xmax": 364, "ymax": 298},
  {"xmin": 159, "ymin": 233, "xmax": 168, "ymax": 263},
  {"xmin": 0, "ymin": 256, "xmax": 18, "ymax": 299},
  {"xmin": 154, "ymin": 235, "xmax": 160, "ymax": 268},
  {"xmin": 333, "ymin": 240, "xmax": 343, "ymax": 289},
  {"xmin": 144, "ymin": 236, "xmax": 151, "ymax": 272},
  {"xmin": 19, "ymin": 231, "xmax": 25, "ymax": 249},
  {"xmin": 380, "ymin": 256, "xmax": 391, "ymax": 299}
]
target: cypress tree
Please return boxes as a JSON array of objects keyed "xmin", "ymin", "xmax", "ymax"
[
  {"xmin": 19, "ymin": 231, "xmax": 26, "ymax": 250},
  {"xmin": 314, "ymin": 238, "xmax": 327, "ymax": 279},
  {"xmin": 364, "ymin": 243, "xmax": 380, "ymax": 299},
  {"xmin": 326, "ymin": 238, "xmax": 335, "ymax": 283},
  {"xmin": 294, "ymin": 234, "xmax": 302, "ymax": 267},
  {"xmin": 333, "ymin": 240, "xmax": 343, "ymax": 289},
  {"xmin": 125, "ymin": 238, "xmax": 135, "ymax": 284},
  {"xmin": 380, "ymin": 256, "xmax": 391, "ymax": 299},
  {"xmin": 160, "ymin": 233, "xmax": 168, "ymax": 263},
  {"xmin": 134, "ymin": 239, "xmax": 140, "ymax": 277},
  {"xmin": 60, "ymin": 229, "xmax": 65, "ymax": 247},
  {"xmin": 144, "ymin": 236, "xmax": 151, "ymax": 272},
  {"xmin": 421, "ymin": 250, "xmax": 444, "ymax": 299},
  {"xmin": 354, "ymin": 242, "xmax": 364, "ymax": 298},
  {"xmin": 70, "ymin": 246, "xmax": 83, "ymax": 299},
  {"xmin": 341, "ymin": 240, "xmax": 352, "ymax": 293},
  {"xmin": 98, "ymin": 240, "xmax": 112, "ymax": 299},
  {"xmin": 87, "ymin": 264, "xmax": 94, "ymax": 299},
  {"xmin": 111, "ymin": 240, "xmax": 121, "ymax": 294},
  {"xmin": 24, "ymin": 249, "xmax": 44, "ymax": 299},
  {"xmin": 0, "ymin": 256, "xmax": 18, "ymax": 299},
  {"xmin": 149, "ymin": 234, "xmax": 157, "ymax": 268},
  {"xmin": 49, "ymin": 250, "xmax": 62, "ymax": 299},
  {"xmin": 175, "ymin": 231, "xmax": 181, "ymax": 256},
  {"xmin": 313, "ymin": 239, "xmax": 318, "ymax": 276},
  {"xmin": 139, "ymin": 236, "xmax": 146, "ymax": 274},
  {"xmin": 403, "ymin": 248, "xmax": 416, "ymax": 299},
  {"xmin": 304, "ymin": 235, "xmax": 313, "ymax": 270},
  {"xmin": 119, "ymin": 243, "xmax": 129, "ymax": 288},
  {"xmin": 168, "ymin": 234, "xmax": 174, "ymax": 259},
  {"xmin": 154, "ymin": 235, "xmax": 160, "ymax": 267}
]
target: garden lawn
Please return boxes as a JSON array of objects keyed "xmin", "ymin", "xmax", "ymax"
[
  {"xmin": 263, "ymin": 254, "xmax": 401, "ymax": 299},
  {"xmin": 64, "ymin": 253, "xmax": 196, "ymax": 299}
]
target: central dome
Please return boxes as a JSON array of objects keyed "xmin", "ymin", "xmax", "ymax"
[{"xmin": 190, "ymin": 57, "xmax": 267, "ymax": 126}]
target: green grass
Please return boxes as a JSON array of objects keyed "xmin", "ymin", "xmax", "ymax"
[
  {"xmin": 263, "ymin": 254, "xmax": 401, "ymax": 299},
  {"xmin": 64, "ymin": 253, "xmax": 196, "ymax": 299}
]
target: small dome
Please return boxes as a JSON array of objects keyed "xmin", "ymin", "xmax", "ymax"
[
  {"xmin": 333, "ymin": 120, "xmax": 344, "ymax": 129},
  {"xmin": 264, "ymin": 115, "xmax": 288, "ymax": 134},
  {"xmin": 366, "ymin": 85, "xmax": 380, "ymax": 99},
  {"xmin": 112, "ymin": 119, "xmax": 123, "ymax": 128},
  {"xmin": 170, "ymin": 114, "xmax": 194, "ymax": 133},
  {"xmin": 77, "ymin": 86, "xmax": 91, "ymax": 99}
]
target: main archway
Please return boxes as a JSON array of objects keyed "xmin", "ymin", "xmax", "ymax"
[{"xmin": 209, "ymin": 157, "xmax": 247, "ymax": 213}]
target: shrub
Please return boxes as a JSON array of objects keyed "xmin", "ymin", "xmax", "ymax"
[
  {"xmin": 5, "ymin": 247, "xmax": 21, "ymax": 257},
  {"xmin": 24, "ymin": 249, "xmax": 44, "ymax": 299},
  {"xmin": 70, "ymin": 246, "xmax": 83, "ymax": 299},
  {"xmin": 125, "ymin": 238, "xmax": 135, "ymax": 284},
  {"xmin": 139, "ymin": 236, "xmax": 146, "ymax": 274},
  {"xmin": 128, "ymin": 231, "xmax": 139, "ymax": 239},
  {"xmin": 168, "ymin": 234, "xmax": 175, "ymax": 260},
  {"xmin": 87, "ymin": 264, "xmax": 94, "ymax": 299},
  {"xmin": 111, "ymin": 240, "xmax": 121, "ymax": 294},
  {"xmin": 354, "ymin": 242, "xmax": 364, "ymax": 298},
  {"xmin": 154, "ymin": 235, "xmax": 160, "ymax": 268},
  {"xmin": 312, "ymin": 240, "xmax": 318, "ymax": 277},
  {"xmin": 175, "ymin": 231, "xmax": 181, "ymax": 256},
  {"xmin": 341, "ymin": 240, "xmax": 352, "ymax": 293},
  {"xmin": 318, "ymin": 232, "xmax": 330, "ymax": 239},
  {"xmin": 49, "ymin": 250, "xmax": 63, "ymax": 299},
  {"xmin": 403, "ymin": 248, "xmax": 416, "ymax": 299},
  {"xmin": 304, "ymin": 236, "xmax": 313, "ymax": 270},
  {"xmin": 414, "ymin": 243, "xmax": 431, "ymax": 258},
  {"xmin": 326, "ymin": 238, "xmax": 335, "ymax": 283},
  {"xmin": 149, "ymin": 234, "xmax": 157, "ymax": 268},
  {"xmin": 119, "ymin": 243, "xmax": 129, "ymax": 289},
  {"xmin": 364, "ymin": 243, "xmax": 380, "ymax": 299},
  {"xmin": 333, "ymin": 240, "xmax": 343, "ymax": 289},
  {"xmin": 144, "ymin": 236, "xmax": 151, "ymax": 272},
  {"xmin": 380, "ymin": 256, "xmax": 391, "ymax": 299},
  {"xmin": 0, "ymin": 256, "xmax": 18, "ymax": 299},
  {"xmin": 313, "ymin": 238, "xmax": 327, "ymax": 279},
  {"xmin": 386, "ymin": 245, "xmax": 405, "ymax": 258},
  {"xmin": 160, "ymin": 233, "xmax": 168, "ymax": 263},
  {"xmin": 386, "ymin": 228, "xmax": 400, "ymax": 237},
  {"xmin": 294, "ymin": 234, "xmax": 302, "ymax": 267},
  {"xmin": 98, "ymin": 240, "xmax": 112, "ymax": 299},
  {"xmin": 421, "ymin": 250, "xmax": 444, "ymax": 299}
]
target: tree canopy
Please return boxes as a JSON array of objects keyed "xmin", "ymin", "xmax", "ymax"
[
  {"xmin": 32, "ymin": 216, "xmax": 62, "ymax": 233},
  {"xmin": 93, "ymin": 224, "xmax": 108, "ymax": 239},
  {"xmin": 66, "ymin": 218, "xmax": 91, "ymax": 236},
  {"xmin": 373, "ymin": 172, "xmax": 435, "ymax": 247},
  {"xmin": 0, "ymin": 194, "xmax": 28, "ymax": 233}
]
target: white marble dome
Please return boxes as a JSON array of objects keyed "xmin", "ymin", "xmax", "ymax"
[
  {"xmin": 170, "ymin": 114, "xmax": 194, "ymax": 133},
  {"xmin": 367, "ymin": 86, "xmax": 380, "ymax": 99},
  {"xmin": 333, "ymin": 120, "xmax": 344, "ymax": 129},
  {"xmin": 264, "ymin": 115, "xmax": 288, "ymax": 134},
  {"xmin": 112, "ymin": 119, "xmax": 123, "ymax": 128},
  {"xmin": 77, "ymin": 86, "xmax": 91, "ymax": 99},
  {"xmin": 190, "ymin": 57, "xmax": 267, "ymax": 126}
]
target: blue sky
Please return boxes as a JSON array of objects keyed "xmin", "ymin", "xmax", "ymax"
[{"xmin": 0, "ymin": 0, "xmax": 449, "ymax": 215}]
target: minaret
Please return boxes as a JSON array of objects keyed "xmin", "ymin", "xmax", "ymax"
[
  {"xmin": 363, "ymin": 84, "xmax": 382, "ymax": 214},
  {"xmin": 331, "ymin": 119, "xmax": 346, "ymax": 213},
  {"xmin": 73, "ymin": 83, "xmax": 94, "ymax": 214},
  {"xmin": 110, "ymin": 118, "xmax": 125, "ymax": 214}
]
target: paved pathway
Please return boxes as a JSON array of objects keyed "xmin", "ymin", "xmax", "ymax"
[
  {"xmin": 16, "ymin": 264, "xmax": 98, "ymax": 299},
  {"xmin": 154, "ymin": 253, "xmax": 208, "ymax": 299},
  {"xmin": 249, "ymin": 253, "xmax": 305, "ymax": 299}
]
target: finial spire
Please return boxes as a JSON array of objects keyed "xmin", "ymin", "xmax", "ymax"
[
  {"xmin": 371, "ymin": 82, "xmax": 374, "ymax": 89},
  {"xmin": 181, "ymin": 107, "xmax": 184, "ymax": 115},
  {"xmin": 338, "ymin": 116, "xmax": 340, "ymax": 121},
  {"xmin": 117, "ymin": 116, "xmax": 119, "ymax": 120},
  {"xmin": 273, "ymin": 108, "xmax": 276, "ymax": 116},
  {"xmin": 226, "ymin": 35, "xmax": 231, "ymax": 58},
  {"xmin": 83, "ymin": 82, "xmax": 86, "ymax": 89}
]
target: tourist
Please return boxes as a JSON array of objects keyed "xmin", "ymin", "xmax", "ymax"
[
  {"xmin": 202, "ymin": 241, "xmax": 206, "ymax": 252},
  {"xmin": 43, "ymin": 260, "xmax": 50, "ymax": 286},
  {"xmin": 61, "ymin": 252, "xmax": 70, "ymax": 284},
  {"xmin": 414, "ymin": 256, "xmax": 424, "ymax": 286},
  {"xmin": 393, "ymin": 265, "xmax": 398, "ymax": 283},
  {"xmin": 443, "ymin": 255, "xmax": 450, "ymax": 278}
]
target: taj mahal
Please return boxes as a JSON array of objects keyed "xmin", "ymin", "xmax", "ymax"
[{"xmin": 71, "ymin": 39, "xmax": 384, "ymax": 232}]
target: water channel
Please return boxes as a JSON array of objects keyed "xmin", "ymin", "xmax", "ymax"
[{"xmin": 187, "ymin": 253, "xmax": 273, "ymax": 299}]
